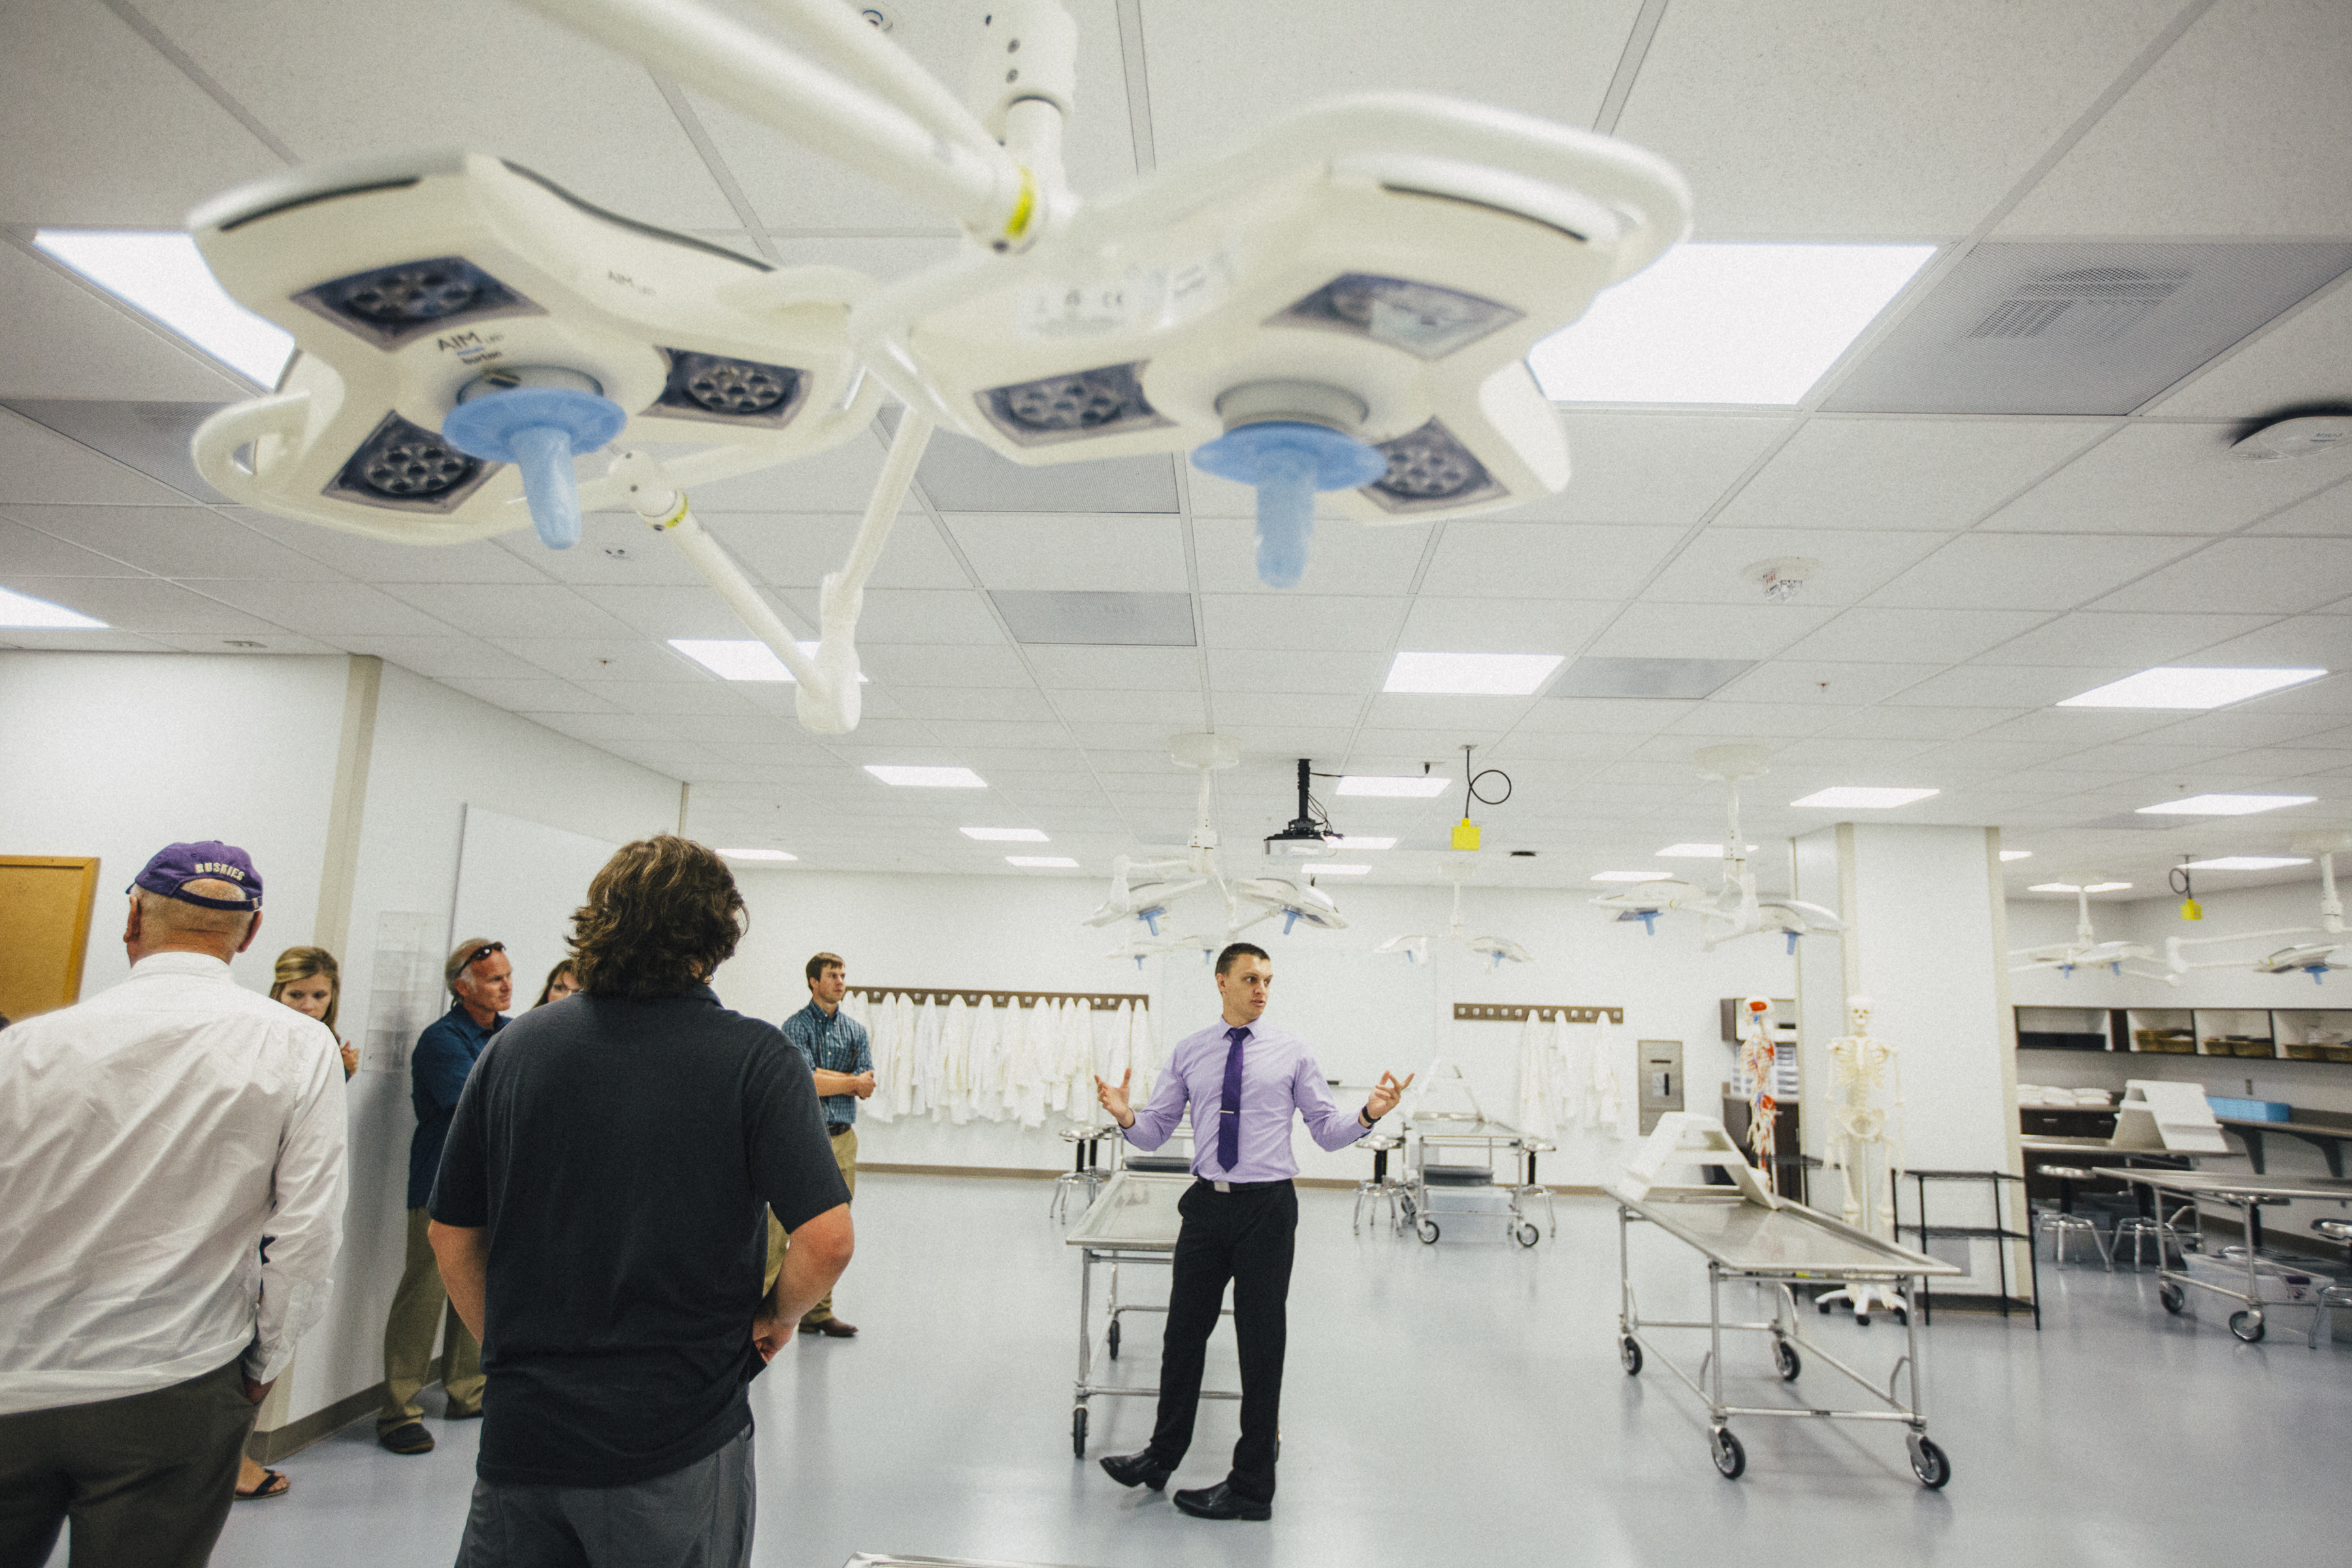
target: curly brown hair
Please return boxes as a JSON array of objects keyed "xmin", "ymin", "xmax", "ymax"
[{"xmin": 568, "ymin": 836, "xmax": 747, "ymax": 999}]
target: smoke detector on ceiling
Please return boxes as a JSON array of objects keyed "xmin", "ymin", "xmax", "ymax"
[
  {"xmin": 1742, "ymin": 557, "xmax": 1823, "ymax": 602},
  {"xmin": 2233, "ymin": 414, "xmax": 2351, "ymax": 461}
]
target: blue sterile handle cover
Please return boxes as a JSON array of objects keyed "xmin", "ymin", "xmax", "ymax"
[
  {"xmin": 442, "ymin": 387, "xmax": 629, "ymax": 550},
  {"xmin": 1192, "ymin": 421, "xmax": 1387, "ymax": 589}
]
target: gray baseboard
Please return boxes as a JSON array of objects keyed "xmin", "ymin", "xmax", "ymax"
[{"xmin": 248, "ymin": 1380, "xmax": 382, "ymax": 1463}]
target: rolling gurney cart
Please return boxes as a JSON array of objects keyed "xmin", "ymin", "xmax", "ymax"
[
  {"xmin": 2100, "ymin": 1166, "xmax": 2351, "ymax": 1345},
  {"xmin": 1609, "ymin": 1115, "xmax": 1963, "ymax": 1488},
  {"xmin": 1062, "ymin": 1171, "xmax": 1235, "ymax": 1456}
]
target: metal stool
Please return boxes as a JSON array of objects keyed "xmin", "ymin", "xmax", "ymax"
[
  {"xmin": 1353, "ymin": 1134, "xmax": 1405, "ymax": 1235},
  {"xmin": 1515, "ymin": 1138, "xmax": 1558, "ymax": 1238},
  {"xmin": 2035, "ymin": 1166, "xmax": 2112, "ymax": 1269},
  {"xmin": 1051, "ymin": 1126, "xmax": 1112, "ymax": 1222}
]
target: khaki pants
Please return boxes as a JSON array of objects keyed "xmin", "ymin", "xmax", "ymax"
[
  {"xmin": 0, "ymin": 1358, "xmax": 255, "ymax": 1568},
  {"xmin": 378, "ymin": 1207, "xmax": 484, "ymax": 1431},
  {"xmin": 764, "ymin": 1124, "xmax": 855, "ymax": 1324}
]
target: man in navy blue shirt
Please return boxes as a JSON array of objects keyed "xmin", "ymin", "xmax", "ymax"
[
  {"xmin": 375, "ymin": 936, "xmax": 510, "ymax": 1455},
  {"xmin": 770, "ymin": 951, "xmax": 872, "ymax": 1337}
]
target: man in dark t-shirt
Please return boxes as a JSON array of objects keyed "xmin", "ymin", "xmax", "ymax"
[{"xmin": 428, "ymin": 836, "xmax": 852, "ymax": 1567}]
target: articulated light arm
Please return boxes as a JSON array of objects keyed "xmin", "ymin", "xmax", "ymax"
[{"xmin": 749, "ymin": 0, "xmax": 1007, "ymax": 165}]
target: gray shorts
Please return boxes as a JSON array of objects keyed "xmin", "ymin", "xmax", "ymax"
[{"xmin": 455, "ymin": 1425, "xmax": 753, "ymax": 1568}]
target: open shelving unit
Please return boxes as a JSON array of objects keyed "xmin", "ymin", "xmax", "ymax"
[{"xmin": 2014, "ymin": 1007, "xmax": 2352, "ymax": 1064}]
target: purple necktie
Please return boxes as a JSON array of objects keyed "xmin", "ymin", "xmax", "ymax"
[{"xmin": 1218, "ymin": 1026, "xmax": 1248, "ymax": 1171}]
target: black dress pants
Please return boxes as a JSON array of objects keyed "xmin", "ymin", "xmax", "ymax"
[{"xmin": 1146, "ymin": 1179, "xmax": 1297, "ymax": 1502}]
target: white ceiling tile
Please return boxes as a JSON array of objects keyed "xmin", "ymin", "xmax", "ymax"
[
  {"xmin": 885, "ymin": 687, "xmax": 1058, "ymax": 723},
  {"xmin": 335, "ymin": 635, "xmax": 550, "ymax": 682},
  {"xmin": 1967, "ymin": 709, "xmax": 2180, "ymax": 745},
  {"xmin": 1363, "ymin": 694, "xmax": 1537, "ymax": 732},
  {"xmin": 185, "ymin": 578, "xmax": 449, "ymax": 637},
  {"xmin": 0, "ymin": 628, "xmax": 179, "ymax": 652},
  {"xmin": 146, "ymin": 0, "xmax": 739, "ymax": 230},
  {"xmin": 862, "ymin": 642, "xmax": 1035, "ymax": 688},
  {"xmin": 785, "ymin": 588, "xmax": 1007, "ymax": 645},
  {"xmin": 1139, "ymin": 0, "xmax": 1639, "ymax": 170},
  {"xmin": 226, "ymin": 510, "xmax": 552, "ymax": 583},
  {"xmin": 380, "ymin": 583, "xmax": 634, "ymax": 640},
  {"xmin": 2087, "ymin": 537, "xmax": 2352, "ymax": 615},
  {"xmin": 2249, "ymin": 480, "xmax": 2352, "ymax": 538},
  {"xmin": 923, "ymin": 719, "xmax": 1079, "ymax": 751},
  {"xmin": 1776, "ymin": 608, "xmax": 2050, "ymax": 663},
  {"xmin": 2153, "ymin": 277, "xmax": 2352, "ymax": 417},
  {"xmin": 686, "ymin": 433, "xmax": 890, "ymax": 513},
  {"xmin": 942, "ymin": 514, "xmax": 1189, "ymax": 593},
  {"xmin": 595, "ymin": 681, "xmax": 759, "ymax": 717},
  {"xmin": 7, "ymin": 504, "xmax": 339, "ymax": 581},
  {"xmin": 0, "ymin": 246, "xmax": 251, "ymax": 401},
  {"xmin": 0, "ymin": 410, "xmax": 190, "ymax": 506},
  {"xmin": 1968, "ymin": 610, "xmax": 2278, "ymax": 666},
  {"xmin": 0, "ymin": 517, "xmax": 144, "ymax": 576},
  {"xmin": 1394, "ymin": 597, "xmax": 1613, "ymax": 655},
  {"xmin": 2137, "ymin": 708, "xmax": 2352, "ymax": 749},
  {"xmin": 1584, "ymin": 602, "xmax": 1836, "ymax": 661},
  {"xmin": 1509, "ymin": 414, "xmax": 1793, "ymax": 525},
  {"xmin": 1201, "ymin": 595, "xmax": 1403, "ymax": 652},
  {"xmin": 492, "ymin": 512, "xmax": 706, "ymax": 588},
  {"xmin": 435, "ymin": 678, "xmax": 619, "ymax": 715},
  {"xmin": 145, "ymin": 630, "xmax": 338, "ymax": 656},
  {"xmin": 485, "ymin": 637, "xmax": 711, "ymax": 685},
  {"xmin": 0, "ymin": 574, "xmax": 279, "ymax": 634},
  {"xmin": 1661, "ymin": 702, "xmax": 1842, "ymax": 738},
  {"xmin": 1209, "ymin": 693, "xmax": 1365, "ymax": 731},
  {"xmin": 1618, "ymin": 0, "xmax": 2187, "ymax": 235},
  {"xmin": 1641, "ymin": 527, "xmax": 1947, "ymax": 608},
  {"xmin": 1416, "ymin": 523, "xmax": 1685, "ymax": 601},
  {"xmin": 1207, "ymin": 649, "xmax": 1388, "ymax": 695},
  {"xmin": 703, "ymin": 512, "xmax": 970, "ymax": 590},
  {"xmin": 1714, "ymin": 419, "xmax": 2110, "ymax": 532},
  {"xmin": 1997, "ymin": 0, "xmax": 2352, "ymax": 238},
  {"xmin": 0, "ymin": 0, "xmax": 284, "ymax": 226},
  {"xmin": 1882, "ymin": 664, "xmax": 2138, "ymax": 709},
  {"xmin": 2157, "ymin": 615, "xmax": 2352, "ymax": 667},
  {"xmin": 1984, "ymin": 423, "xmax": 2352, "ymax": 534},
  {"xmin": 1518, "ymin": 698, "xmax": 1701, "ymax": 735},
  {"xmin": 1866, "ymin": 532, "xmax": 2198, "ymax": 611},
  {"xmin": 578, "ymin": 583, "xmax": 804, "ymax": 641},
  {"xmin": 1050, "ymin": 689, "xmax": 1207, "ymax": 726},
  {"xmin": 1814, "ymin": 706, "xmax": 2029, "ymax": 742},
  {"xmin": 1710, "ymin": 659, "xmax": 1945, "ymax": 706},
  {"xmin": 1216, "ymin": 725, "xmax": 1360, "ymax": 758},
  {"xmin": 1190, "ymin": 518, "xmax": 1431, "ymax": 596}
]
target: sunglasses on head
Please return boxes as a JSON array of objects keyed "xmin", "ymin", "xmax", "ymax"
[{"xmin": 463, "ymin": 942, "xmax": 506, "ymax": 972}]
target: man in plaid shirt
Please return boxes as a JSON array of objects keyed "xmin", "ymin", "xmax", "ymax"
[{"xmin": 770, "ymin": 952, "xmax": 873, "ymax": 1337}]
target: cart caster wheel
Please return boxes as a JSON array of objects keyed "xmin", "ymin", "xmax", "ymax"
[
  {"xmin": 1892, "ymin": 1306, "xmax": 1909, "ymax": 1326},
  {"xmin": 2229, "ymin": 1309, "xmax": 2266, "ymax": 1343},
  {"xmin": 1107, "ymin": 1320, "xmax": 1121, "ymax": 1360},
  {"xmin": 1620, "ymin": 1336, "xmax": 1642, "ymax": 1376},
  {"xmin": 1773, "ymin": 1341, "xmax": 1801, "ymax": 1382},
  {"xmin": 2158, "ymin": 1281, "xmax": 2185, "ymax": 1314},
  {"xmin": 1816, "ymin": 1297, "xmax": 1833, "ymax": 1315},
  {"xmin": 1907, "ymin": 1433, "xmax": 1951, "ymax": 1490},
  {"xmin": 1071, "ymin": 1407, "xmax": 1087, "ymax": 1458},
  {"xmin": 1416, "ymin": 1219, "xmax": 1441, "ymax": 1245},
  {"xmin": 1854, "ymin": 1313, "xmax": 1870, "ymax": 1328},
  {"xmin": 1516, "ymin": 1223, "xmax": 1541, "ymax": 1248},
  {"xmin": 1710, "ymin": 1428, "xmax": 1745, "ymax": 1480}
]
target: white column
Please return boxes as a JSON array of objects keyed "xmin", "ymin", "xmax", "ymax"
[{"xmin": 1794, "ymin": 823, "xmax": 2025, "ymax": 1301}]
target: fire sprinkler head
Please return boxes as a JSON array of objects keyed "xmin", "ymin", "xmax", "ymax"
[{"xmin": 1742, "ymin": 557, "xmax": 1824, "ymax": 602}]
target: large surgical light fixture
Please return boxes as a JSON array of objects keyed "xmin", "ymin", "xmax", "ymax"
[{"xmin": 181, "ymin": 0, "xmax": 1691, "ymax": 730}]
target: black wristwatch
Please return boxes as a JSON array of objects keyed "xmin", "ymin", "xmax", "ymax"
[{"xmin": 1360, "ymin": 1103, "xmax": 1378, "ymax": 1128}]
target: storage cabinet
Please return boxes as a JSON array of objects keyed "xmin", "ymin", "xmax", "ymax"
[
  {"xmin": 2274, "ymin": 1009, "xmax": 2352, "ymax": 1064},
  {"xmin": 2015, "ymin": 1005, "xmax": 2110, "ymax": 1051}
]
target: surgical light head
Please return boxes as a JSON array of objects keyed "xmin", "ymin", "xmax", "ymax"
[{"xmin": 188, "ymin": 150, "xmax": 881, "ymax": 547}]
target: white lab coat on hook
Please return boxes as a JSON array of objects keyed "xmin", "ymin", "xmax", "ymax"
[{"xmin": 1515, "ymin": 1011, "xmax": 1558, "ymax": 1141}]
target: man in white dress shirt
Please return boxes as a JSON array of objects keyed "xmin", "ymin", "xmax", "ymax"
[{"xmin": 0, "ymin": 841, "xmax": 348, "ymax": 1568}]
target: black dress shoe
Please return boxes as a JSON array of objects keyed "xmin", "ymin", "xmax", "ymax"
[
  {"xmin": 1099, "ymin": 1451, "xmax": 1172, "ymax": 1491},
  {"xmin": 1173, "ymin": 1482, "xmax": 1271, "ymax": 1520}
]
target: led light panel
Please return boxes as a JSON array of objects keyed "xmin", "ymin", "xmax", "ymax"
[
  {"xmin": 866, "ymin": 766, "xmax": 988, "ymax": 788},
  {"xmin": 961, "ymin": 827, "xmax": 1049, "ymax": 841},
  {"xmin": 1383, "ymin": 651, "xmax": 1563, "ymax": 695},
  {"xmin": 1006, "ymin": 855, "xmax": 1079, "ymax": 868},
  {"xmin": 2180, "ymin": 856, "xmax": 2311, "ymax": 871},
  {"xmin": 1792, "ymin": 787, "xmax": 1940, "ymax": 809},
  {"xmin": 0, "ymin": 586, "xmax": 107, "ymax": 629},
  {"xmin": 2001, "ymin": 850, "xmax": 2034, "ymax": 861},
  {"xmin": 2031, "ymin": 881, "xmax": 2132, "ymax": 893},
  {"xmin": 717, "ymin": 847, "xmax": 797, "ymax": 860},
  {"xmin": 2059, "ymin": 666, "xmax": 2327, "ymax": 709},
  {"xmin": 34, "ymin": 229, "xmax": 295, "ymax": 385},
  {"xmin": 1656, "ymin": 843, "xmax": 1755, "ymax": 858},
  {"xmin": 1528, "ymin": 243, "xmax": 1936, "ymax": 404},
  {"xmin": 1336, "ymin": 776, "xmax": 1451, "ymax": 798},
  {"xmin": 668, "ymin": 638, "xmax": 866, "ymax": 683},
  {"xmin": 2136, "ymin": 794, "xmax": 2317, "ymax": 817}
]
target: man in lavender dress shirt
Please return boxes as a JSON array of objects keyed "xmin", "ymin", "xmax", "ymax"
[{"xmin": 1092, "ymin": 942, "xmax": 1411, "ymax": 1520}]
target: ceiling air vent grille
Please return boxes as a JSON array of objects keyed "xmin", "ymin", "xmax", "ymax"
[{"xmin": 1967, "ymin": 268, "xmax": 2185, "ymax": 344}]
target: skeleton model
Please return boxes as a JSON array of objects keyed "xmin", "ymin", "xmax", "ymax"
[
  {"xmin": 1816, "ymin": 996, "xmax": 1908, "ymax": 1324},
  {"xmin": 1735, "ymin": 996, "xmax": 1778, "ymax": 1194}
]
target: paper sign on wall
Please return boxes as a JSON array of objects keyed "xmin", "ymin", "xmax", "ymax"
[{"xmin": 362, "ymin": 911, "xmax": 444, "ymax": 1073}]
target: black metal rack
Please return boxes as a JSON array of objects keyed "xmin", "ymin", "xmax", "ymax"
[{"xmin": 1891, "ymin": 1168, "xmax": 2038, "ymax": 1330}]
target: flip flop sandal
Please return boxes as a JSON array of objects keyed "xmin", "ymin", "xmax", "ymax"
[{"xmin": 235, "ymin": 1468, "xmax": 291, "ymax": 1502}]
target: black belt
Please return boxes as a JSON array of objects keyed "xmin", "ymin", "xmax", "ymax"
[
  {"xmin": 1196, "ymin": 1176, "xmax": 1290, "ymax": 1193},
  {"xmin": 827, "ymin": 1123, "xmax": 853, "ymax": 1135}
]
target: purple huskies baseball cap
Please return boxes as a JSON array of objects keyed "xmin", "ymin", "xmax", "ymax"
[{"xmin": 128, "ymin": 841, "xmax": 264, "ymax": 911}]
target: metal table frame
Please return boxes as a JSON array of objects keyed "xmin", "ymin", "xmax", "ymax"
[
  {"xmin": 1063, "ymin": 1172, "xmax": 1235, "ymax": 1456},
  {"xmin": 1399, "ymin": 1113, "xmax": 1550, "ymax": 1246},
  {"xmin": 2099, "ymin": 1167, "xmax": 2352, "ymax": 1346},
  {"xmin": 1610, "ymin": 1184, "xmax": 1962, "ymax": 1488}
]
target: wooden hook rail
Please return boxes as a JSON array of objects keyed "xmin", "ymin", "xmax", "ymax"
[
  {"xmin": 847, "ymin": 986, "xmax": 1149, "ymax": 1011},
  {"xmin": 1453, "ymin": 1003, "xmax": 1624, "ymax": 1025}
]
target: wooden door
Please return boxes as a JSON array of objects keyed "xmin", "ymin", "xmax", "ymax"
[{"xmin": 1, "ymin": 856, "xmax": 101, "ymax": 1024}]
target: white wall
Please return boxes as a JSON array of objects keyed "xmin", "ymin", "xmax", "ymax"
[
  {"xmin": 720, "ymin": 868, "xmax": 1795, "ymax": 1188},
  {"xmin": 0, "ymin": 651, "xmax": 346, "ymax": 999}
]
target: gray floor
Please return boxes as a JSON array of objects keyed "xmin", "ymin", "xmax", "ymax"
[{"xmin": 165, "ymin": 1174, "xmax": 2344, "ymax": 1567}]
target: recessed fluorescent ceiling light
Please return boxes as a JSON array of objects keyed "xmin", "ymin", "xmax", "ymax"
[
  {"xmin": 1383, "ymin": 651, "xmax": 1563, "ymax": 695},
  {"xmin": 1593, "ymin": 870, "xmax": 1674, "ymax": 882},
  {"xmin": 717, "ymin": 847, "xmax": 797, "ymax": 861},
  {"xmin": 1326, "ymin": 835, "xmax": 1396, "ymax": 850},
  {"xmin": 2137, "ymin": 794, "xmax": 2316, "ymax": 817},
  {"xmin": 2031, "ymin": 881, "xmax": 2132, "ymax": 894},
  {"xmin": 2001, "ymin": 850, "xmax": 2034, "ymax": 861},
  {"xmin": 1311, "ymin": 863, "xmax": 1373, "ymax": 875},
  {"xmin": 1656, "ymin": 843, "xmax": 1755, "ymax": 858},
  {"xmin": 961, "ymin": 826, "xmax": 1047, "ymax": 841},
  {"xmin": 866, "ymin": 765, "xmax": 987, "ymax": 788},
  {"xmin": 33, "ymin": 229, "xmax": 295, "ymax": 386},
  {"xmin": 1527, "ymin": 242, "xmax": 1936, "ymax": 404},
  {"xmin": 2058, "ymin": 666, "xmax": 2327, "ymax": 709},
  {"xmin": 1005, "ymin": 855, "xmax": 1078, "ymax": 868},
  {"xmin": 1336, "ymin": 776, "xmax": 1451, "ymax": 798},
  {"xmin": 2181, "ymin": 855, "xmax": 2311, "ymax": 871},
  {"xmin": 668, "ymin": 638, "xmax": 866, "ymax": 683},
  {"xmin": 0, "ymin": 586, "xmax": 107, "ymax": 629},
  {"xmin": 1793, "ymin": 787, "xmax": 1940, "ymax": 809}
]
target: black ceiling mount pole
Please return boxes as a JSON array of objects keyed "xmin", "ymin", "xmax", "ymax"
[{"xmin": 1264, "ymin": 757, "xmax": 1333, "ymax": 857}]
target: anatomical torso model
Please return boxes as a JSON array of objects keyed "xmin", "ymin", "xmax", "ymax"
[
  {"xmin": 1816, "ymin": 996, "xmax": 1908, "ymax": 1324},
  {"xmin": 1736, "ymin": 996, "xmax": 1778, "ymax": 1194}
]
